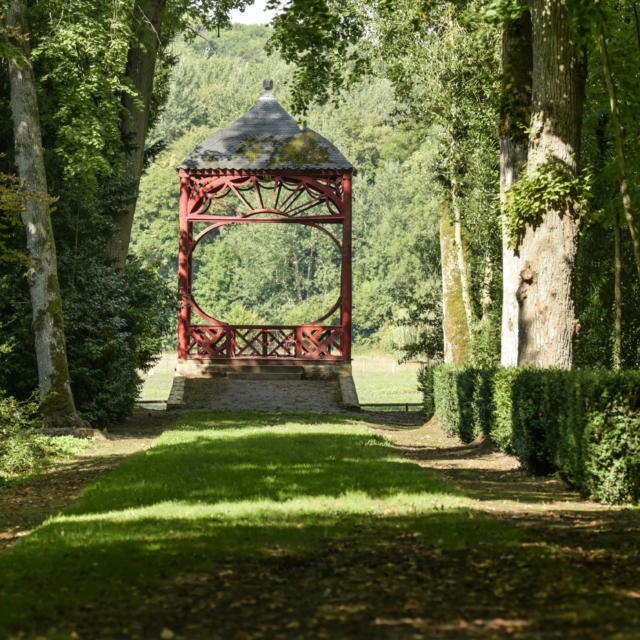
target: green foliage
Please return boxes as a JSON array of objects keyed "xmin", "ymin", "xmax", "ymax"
[
  {"xmin": 581, "ymin": 371, "xmax": 640, "ymax": 504},
  {"xmin": 61, "ymin": 256, "xmax": 175, "ymax": 426},
  {"xmin": 574, "ymin": 0, "xmax": 640, "ymax": 369},
  {"xmin": 0, "ymin": 393, "xmax": 43, "ymax": 480},
  {"xmin": 504, "ymin": 158, "xmax": 593, "ymax": 249},
  {"xmin": 491, "ymin": 367, "xmax": 563, "ymax": 473},
  {"xmin": 428, "ymin": 365, "xmax": 640, "ymax": 504},
  {"xmin": 417, "ymin": 365, "xmax": 435, "ymax": 419},
  {"xmin": 490, "ymin": 367, "xmax": 520, "ymax": 453},
  {"xmin": 0, "ymin": 391, "xmax": 87, "ymax": 482},
  {"xmin": 0, "ymin": 169, "xmax": 25, "ymax": 263},
  {"xmin": 433, "ymin": 365, "xmax": 493, "ymax": 443}
]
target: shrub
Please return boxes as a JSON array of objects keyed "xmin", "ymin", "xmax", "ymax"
[
  {"xmin": 0, "ymin": 392, "xmax": 90, "ymax": 483},
  {"xmin": 491, "ymin": 367, "xmax": 519, "ymax": 453},
  {"xmin": 424, "ymin": 365, "xmax": 640, "ymax": 504},
  {"xmin": 417, "ymin": 365, "xmax": 436, "ymax": 419},
  {"xmin": 0, "ymin": 393, "xmax": 45, "ymax": 480},
  {"xmin": 61, "ymin": 256, "xmax": 175, "ymax": 426},
  {"xmin": 433, "ymin": 365, "xmax": 493, "ymax": 442},
  {"xmin": 566, "ymin": 370, "xmax": 640, "ymax": 504},
  {"xmin": 0, "ymin": 256, "xmax": 175, "ymax": 427},
  {"xmin": 492, "ymin": 368, "xmax": 564, "ymax": 474}
]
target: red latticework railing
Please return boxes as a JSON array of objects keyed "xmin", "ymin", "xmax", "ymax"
[{"xmin": 186, "ymin": 325, "xmax": 344, "ymax": 360}]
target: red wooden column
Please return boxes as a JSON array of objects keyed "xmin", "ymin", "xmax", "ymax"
[
  {"xmin": 341, "ymin": 171, "xmax": 353, "ymax": 360},
  {"xmin": 177, "ymin": 171, "xmax": 190, "ymax": 358}
]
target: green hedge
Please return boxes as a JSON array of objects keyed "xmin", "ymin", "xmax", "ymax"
[
  {"xmin": 427, "ymin": 365, "xmax": 640, "ymax": 505},
  {"xmin": 433, "ymin": 366, "xmax": 493, "ymax": 443},
  {"xmin": 417, "ymin": 365, "xmax": 436, "ymax": 420}
]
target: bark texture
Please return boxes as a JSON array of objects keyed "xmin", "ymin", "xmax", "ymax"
[
  {"xmin": 613, "ymin": 209, "xmax": 622, "ymax": 370},
  {"xmin": 516, "ymin": 0, "xmax": 586, "ymax": 368},
  {"xmin": 500, "ymin": 7, "xmax": 532, "ymax": 366},
  {"xmin": 7, "ymin": 0, "xmax": 83, "ymax": 426},
  {"xmin": 106, "ymin": 0, "xmax": 166, "ymax": 269},
  {"xmin": 440, "ymin": 205, "xmax": 470, "ymax": 364}
]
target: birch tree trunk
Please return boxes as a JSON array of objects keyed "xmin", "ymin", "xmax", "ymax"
[
  {"xmin": 440, "ymin": 205, "xmax": 470, "ymax": 364},
  {"xmin": 7, "ymin": 0, "xmax": 84, "ymax": 426},
  {"xmin": 106, "ymin": 0, "xmax": 166, "ymax": 269},
  {"xmin": 516, "ymin": 0, "xmax": 587, "ymax": 368},
  {"xmin": 500, "ymin": 6, "xmax": 532, "ymax": 366}
]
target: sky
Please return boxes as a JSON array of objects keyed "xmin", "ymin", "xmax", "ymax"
[{"xmin": 229, "ymin": 0, "xmax": 279, "ymax": 25}]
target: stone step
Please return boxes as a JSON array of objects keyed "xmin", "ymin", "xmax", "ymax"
[
  {"xmin": 227, "ymin": 365, "xmax": 305, "ymax": 374},
  {"xmin": 226, "ymin": 371, "xmax": 303, "ymax": 380}
]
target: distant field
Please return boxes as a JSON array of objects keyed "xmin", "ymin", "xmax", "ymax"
[
  {"xmin": 138, "ymin": 351, "xmax": 422, "ymax": 405},
  {"xmin": 138, "ymin": 353, "xmax": 177, "ymax": 401},
  {"xmin": 351, "ymin": 353, "xmax": 421, "ymax": 405}
]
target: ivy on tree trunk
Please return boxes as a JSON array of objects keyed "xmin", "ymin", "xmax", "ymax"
[{"xmin": 516, "ymin": 0, "xmax": 587, "ymax": 368}]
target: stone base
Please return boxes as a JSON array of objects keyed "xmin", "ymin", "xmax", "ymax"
[
  {"xmin": 167, "ymin": 359, "xmax": 359, "ymax": 412},
  {"xmin": 338, "ymin": 375, "xmax": 360, "ymax": 410},
  {"xmin": 175, "ymin": 359, "xmax": 353, "ymax": 380}
]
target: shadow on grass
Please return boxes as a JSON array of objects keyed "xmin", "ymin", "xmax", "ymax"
[
  {"xmin": 1, "ymin": 410, "xmax": 639, "ymax": 639},
  {"xmin": 1, "ymin": 510, "xmax": 639, "ymax": 639}
]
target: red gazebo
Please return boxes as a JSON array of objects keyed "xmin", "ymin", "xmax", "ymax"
[{"xmin": 176, "ymin": 79, "xmax": 354, "ymax": 370}]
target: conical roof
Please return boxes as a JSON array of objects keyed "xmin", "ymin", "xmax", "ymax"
[{"xmin": 179, "ymin": 79, "xmax": 353, "ymax": 172}]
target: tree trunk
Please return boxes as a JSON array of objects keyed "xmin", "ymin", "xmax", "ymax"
[
  {"xmin": 447, "ymin": 131, "xmax": 475, "ymax": 335},
  {"xmin": 613, "ymin": 209, "xmax": 622, "ymax": 370},
  {"xmin": 106, "ymin": 0, "xmax": 166, "ymax": 269},
  {"xmin": 440, "ymin": 204, "xmax": 470, "ymax": 364},
  {"xmin": 597, "ymin": 19, "xmax": 640, "ymax": 281},
  {"xmin": 499, "ymin": 6, "xmax": 532, "ymax": 366},
  {"xmin": 7, "ymin": 0, "xmax": 84, "ymax": 427},
  {"xmin": 516, "ymin": 0, "xmax": 586, "ymax": 368}
]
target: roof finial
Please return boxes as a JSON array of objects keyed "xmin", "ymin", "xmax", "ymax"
[{"xmin": 263, "ymin": 78, "xmax": 274, "ymax": 91}]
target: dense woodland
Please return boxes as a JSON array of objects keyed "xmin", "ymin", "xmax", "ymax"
[{"xmin": 0, "ymin": 0, "xmax": 639, "ymax": 433}]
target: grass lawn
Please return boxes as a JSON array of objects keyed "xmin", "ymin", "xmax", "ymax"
[
  {"xmin": 351, "ymin": 354, "xmax": 422, "ymax": 405},
  {"xmin": 2, "ymin": 411, "xmax": 639, "ymax": 639}
]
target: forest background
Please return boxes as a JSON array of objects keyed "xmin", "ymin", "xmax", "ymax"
[{"xmin": 1, "ymin": 1, "xmax": 640, "ymax": 432}]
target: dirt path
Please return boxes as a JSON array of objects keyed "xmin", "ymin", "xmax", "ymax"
[{"xmin": 374, "ymin": 414, "xmax": 640, "ymax": 560}]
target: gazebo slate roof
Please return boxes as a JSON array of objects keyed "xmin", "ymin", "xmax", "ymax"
[{"xmin": 179, "ymin": 79, "xmax": 353, "ymax": 172}]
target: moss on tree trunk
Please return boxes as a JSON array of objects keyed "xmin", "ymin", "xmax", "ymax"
[
  {"xmin": 440, "ymin": 205, "xmax": 470, "ymax": 364},
  {"xmin": 7, "ymin": 0, "xmax": 84, "ymax": 427}
]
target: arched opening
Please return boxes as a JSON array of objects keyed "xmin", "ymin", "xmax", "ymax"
[{"xmin": 190, "ymin": 221, "xmax": 342, "ymax": 326}]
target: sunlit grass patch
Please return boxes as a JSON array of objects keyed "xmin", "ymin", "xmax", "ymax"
[
  {"xmin": 352, "ymin": 355, "xmax": 422, "ymax": 404},
  {"xmin": 0, "ymin": 411, "xmax": 516, "ymax": 637}
]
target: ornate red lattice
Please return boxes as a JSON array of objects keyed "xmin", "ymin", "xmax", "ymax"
[
  {"xmin": 186, "ymin": 325, "xmax": 343, "ymax": 360},
  {"xmin": 178, "ymin": 170, "xmax": 352, "ymax": 361}
]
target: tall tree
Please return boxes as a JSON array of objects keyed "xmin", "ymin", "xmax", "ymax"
[
  {"xmin": 499, "ymin": 3, "xmax": 532, "ymax": 366},
  {"xmin": 440, "ymin": 205, "xmax": 471, "ymax": 363},
  {"xmin": 5, "ymin": 0, "xmax": 84, "ymax": 426},
  {"xmin": 514, "ymin": 0, "xmax": 587, "ymax": 367},
  {"xmin": 597, "ymin": 12, "xmax": 640, "ymax": 281},
  {"xmin": 106, "ymin": 0, "xmax": 252, "ymax": 269}
]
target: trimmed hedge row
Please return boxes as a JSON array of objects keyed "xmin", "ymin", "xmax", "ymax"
[{"xmin": 419, "ymin": 365, "xmax": 640, "ymax": 504}]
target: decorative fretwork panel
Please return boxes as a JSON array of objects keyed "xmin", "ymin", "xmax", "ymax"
[
  {"xmin": 187, "ymin": 174, "xmax": 345, "ymax": 219},
  {"xmin": 186, "ymin": 325, "xmax": 344, "ymax": 360}
]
